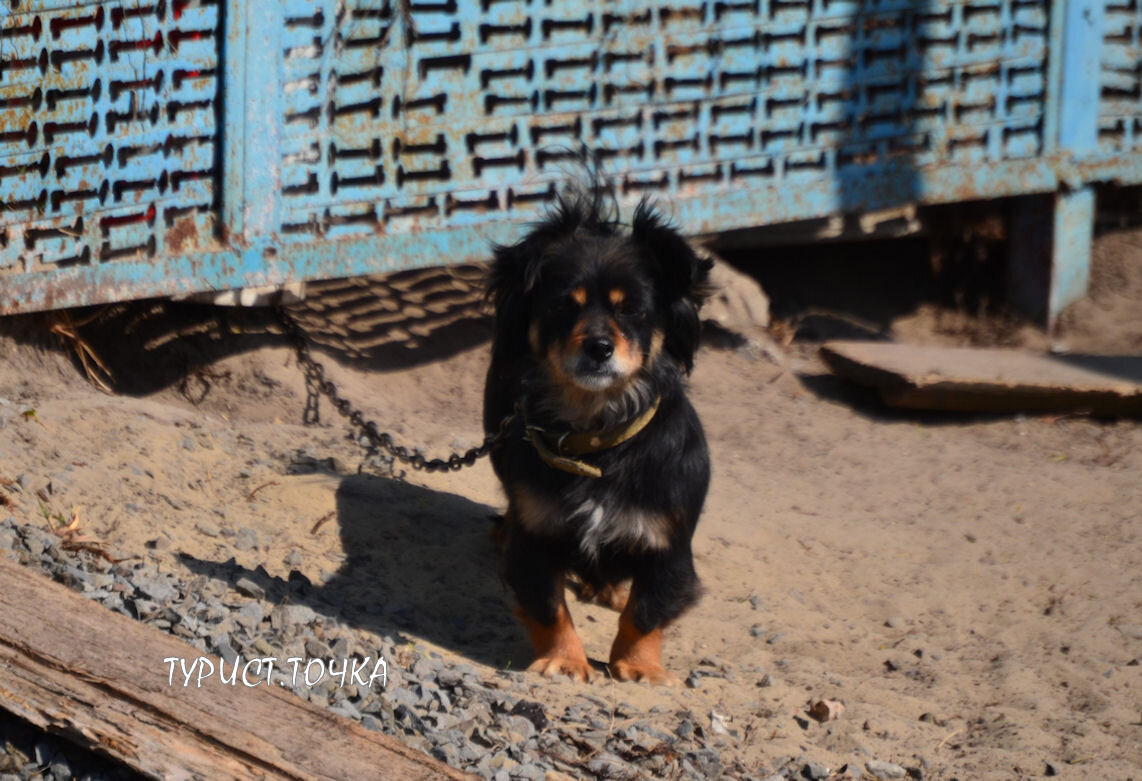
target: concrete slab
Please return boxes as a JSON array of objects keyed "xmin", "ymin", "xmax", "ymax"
[{"xmin": 820, "ymin": 340, "xmax": 1142, "ymax": 415}]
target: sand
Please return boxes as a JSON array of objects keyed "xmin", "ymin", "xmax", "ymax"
[{"xmin": 0, "ymin": 232, "xmax": 1140, "ymax": 780}]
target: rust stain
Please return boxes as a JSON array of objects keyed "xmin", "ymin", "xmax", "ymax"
[{"xmin": 166, "ymin": 215, "xmax": 199, "ymax": 253}]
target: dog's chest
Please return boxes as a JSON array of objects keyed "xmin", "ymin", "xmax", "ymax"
[{"xmin": 515, "ymin": 486, "xmax": 670, "ymax": 559}]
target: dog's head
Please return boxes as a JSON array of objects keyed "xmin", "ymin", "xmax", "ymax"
[{"xmin": 489, "ymin": 193, "xmax": 711, "ymax": 403}]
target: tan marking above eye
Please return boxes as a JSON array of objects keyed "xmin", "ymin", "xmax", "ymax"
[
  {"xmin": 571, "ymin": 287, "xmax": 588, "ymax": 306},
  {"xmin": 609, "ymin": 288, "xmax": 626, "ymax": 306}
]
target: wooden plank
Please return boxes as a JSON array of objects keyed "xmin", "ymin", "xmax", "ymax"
[
  {"xmin": 0, "ymin": 556, "xmax": 474, "ymax": 781},
  {"xmin": 820, "ymin": 340, "xmax": 1142, "ymax": 415}
]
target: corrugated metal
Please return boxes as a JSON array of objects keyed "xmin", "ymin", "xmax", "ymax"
[{"xmin": 0, "ymin": 0, "xmax": 1133, "ymax": 316}]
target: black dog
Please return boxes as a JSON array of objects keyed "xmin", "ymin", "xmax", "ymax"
[{"xmin": 484, "ymin": 189, "xmax": 711, "ymax": 684}]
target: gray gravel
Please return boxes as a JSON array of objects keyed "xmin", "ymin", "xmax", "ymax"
[
  {"xmin": 865, "ymin": 759, "xmax": 909, "ymax": 779},
  {"xmin": 0, "ymin": 703, "xmax": 140, "ymax": 781},
  {"xmin": 0, "ymin": 516, "xmax": 906, "ymax": 781}
]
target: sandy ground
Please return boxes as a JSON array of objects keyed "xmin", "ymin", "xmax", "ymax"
[{"xmin": 1, "ymin": 230, "xmax": 1141, "ymax": 780}]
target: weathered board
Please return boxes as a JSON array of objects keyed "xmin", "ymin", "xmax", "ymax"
[
  {"xmin": 0, "ymin": 556, "xmax": 473, "ymax": 781},
  {"xmin": 820, "ymin": 340, "xmax": 1142, "ymax": 415}
]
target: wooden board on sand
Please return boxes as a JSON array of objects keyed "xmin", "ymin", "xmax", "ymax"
[
  {"xmin": 820, "ymin": 340, "xmax": 1142, "ymax": 415},
  {"xmin": 0, "ymin": 555, "xmax": 474, "ymax": 781}
]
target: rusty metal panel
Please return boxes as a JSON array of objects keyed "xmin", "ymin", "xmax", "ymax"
[
  {"xmin": 0, "ymin": 0, "xmax": 220, "ymax": 303},
  {"xmin": 0, "ymin": 0, "xmax": 1133, "ymax": 316},
  {"xmin": 1085, "ymin": 0, "xmax": 1142, "ymax": 194},
  {"xmin": 274, "ymin": 0, "xmax": 1058, "ymax": 244}
]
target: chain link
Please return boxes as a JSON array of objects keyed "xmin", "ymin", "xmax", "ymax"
[{"xmin": 277, "ymin": 306, "xmax": 516, "ymax": 473}]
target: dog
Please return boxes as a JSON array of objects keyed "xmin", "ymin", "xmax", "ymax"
[{"xmin": 484, "ymin": 188, "xmax": 712, "ymax": 684}]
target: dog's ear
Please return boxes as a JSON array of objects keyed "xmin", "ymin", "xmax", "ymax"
[
  {"xmin": 487, "ymin": 237, "xmax": 543, "ymax": 356},
  {"xmin": 632, "ymin": 199, "xmax": 713, "ymax": 373}
]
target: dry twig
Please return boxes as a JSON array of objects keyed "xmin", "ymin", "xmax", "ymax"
[
  {"xmin": 48, "ymin": 311, "xmax": 114, "ymax": 393},
  {"xmin": 309, "ymin": 511, "xmax": 336, "ymax": 535},
  {"xmin": 937, "ymin": 728, "xmax": 963, "ymax": 750},
  {"xmin": 245, "ymin": 481, "xmax": 279, "ymax": 502},
  {"xmin": 47, "ymin": 507, "xmax": 130, "ymax": 564}
]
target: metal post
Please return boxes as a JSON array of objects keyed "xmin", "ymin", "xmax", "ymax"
[
  {"xmin": 221, "ymin": 0, "xmax": 283, "ymax": 246},
  {"xmin": 1050, "ymin": 0, "xmax": 1103, "ymax": 332},
  {"xmin": 1008, "ymin": 0, "xmax": 1103, "ymax": 333}
]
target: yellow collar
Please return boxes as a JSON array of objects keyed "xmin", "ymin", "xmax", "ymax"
[{"xmin": 525, "ymin": 397, "xmax": 661, "ymax": 479}]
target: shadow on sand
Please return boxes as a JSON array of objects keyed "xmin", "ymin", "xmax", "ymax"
[
  {"xmin": 1, "ymin": 265, "xmax": 493, "ymax": 397},
  {"xmin": 180, "ymin": 472, "xmax": 532, "ymax": 668}
]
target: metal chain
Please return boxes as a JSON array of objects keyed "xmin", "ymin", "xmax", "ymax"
[{"xmin": 276, "ymin": 306, "xmax": 517, "ymax": 473}]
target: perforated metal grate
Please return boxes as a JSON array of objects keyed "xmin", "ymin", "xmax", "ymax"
[
  {"xmin": 0, "ymin": 0, "xmax": 220, "ymax": 277},
  {"xmin": 276, "ymin": 0, "xmax": 1052, "ymax": 243},
  {"xmin": 1099, "ymin": 0, "xmax": 1142, "ymax": 153},
  {"xmin": 8, "ymin": 0, "xmax": 1124, "ymax": 317}
]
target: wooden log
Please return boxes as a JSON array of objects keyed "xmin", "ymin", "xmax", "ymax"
[
  {"xmin": 0, "ymin": 556, "xmax": 474, "ymax": 781},
  {"xmin": 820, "ymin": 340, "xmax": 1142, "ymax": 415}
]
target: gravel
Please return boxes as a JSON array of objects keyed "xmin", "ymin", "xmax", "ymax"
[
  {"xmin": 0, "ymin": 516, "xmax": 851, "ymax": 780},
  {"xmin": 234, "ymin": 577, "xmax": 265, "ymax": 600},
  {"xmin": 0, "ymin": 707, "xmax": 139, "ymax": 781},
  {"xmin": 802, "ymin": 760, "xmax": 830, "ymax": 779},
  {"xmin": 865, "ymin": 759, "xmax": 909, "ymax": 779}
]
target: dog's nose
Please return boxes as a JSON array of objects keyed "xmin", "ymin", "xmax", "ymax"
[{"xmin": 584, "ymin": 337, "xmax": 614, "ymax": 363}]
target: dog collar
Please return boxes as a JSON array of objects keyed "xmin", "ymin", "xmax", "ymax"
[{"xmin": 524, "ymin": 396, "xmax": 661, "ymax": 479}]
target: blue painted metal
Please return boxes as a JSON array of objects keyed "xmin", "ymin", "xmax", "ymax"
[
  {"xmin": 238, "ymin": 1, "xmax": 281, "ymax": 240},
  {"xmin": 1044, "ymin": 0, "xmax": 1103, "ymax": 330},
  {"xmin": 1008, "ymin": 0, "xmax": 1107, "ymax": 330},
  {"xmin": 1097, "ymin": 0, "xmax": 1142, "ymax": 169},
  {"xmin": 220, "ymin": 0, "xmax": 249, "ymax": 238},
  {"xmin": 0, "ymin": 0, "xmax": 1136, "ymax": 316},
  {"xmin": 1060, "ymin": 0, "xmax": 1105, "ymax": 153},
  {"xmin": 1049, "ymin": 187, "xmax": 1094, "ymax": 326},
  {"xmin": 1, "ymin": 0, "xmax": 220, "ymax": 303},
  {"xmin": 1, "ymin": 156, "xmax": 1069, "ymax": 314}
]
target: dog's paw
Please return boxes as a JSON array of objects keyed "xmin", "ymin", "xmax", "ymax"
[
  {"xmin": 608, "ymin": 659, "xmax": 678, "ymax": 686},
  {"xmin": 527, "ymin": 655, "xmax": 595, "ymax": 683}
]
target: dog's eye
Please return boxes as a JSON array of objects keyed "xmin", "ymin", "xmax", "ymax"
[
  {"xmin": 617, "ymin": 300, "xmax": 645, "ymax": 319},
  {"xmin": 608, "ymin": 289, "xmax": 639, "ymax": 316}
]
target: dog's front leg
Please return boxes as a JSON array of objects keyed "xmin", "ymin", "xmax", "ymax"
[
  {"xmin": 608, "ymin": 548, "xmax": 700, "ymax": 685},
  {"xmin": 504, "ymin": 531, "xmax": 594, "ymax": 682}
]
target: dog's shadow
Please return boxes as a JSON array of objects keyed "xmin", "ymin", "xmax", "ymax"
[{"xmin": 181, "ymin": 474, "xmax": 529, "ymax": 668}]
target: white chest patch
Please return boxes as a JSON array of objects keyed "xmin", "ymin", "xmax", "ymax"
[
  {"xmin": 570, "ymin": 498, "xmax": 670, "ymax": 560},
  {"xmin": 513, "ymin": 487, "xmax": 672, "ymax": 558}
]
